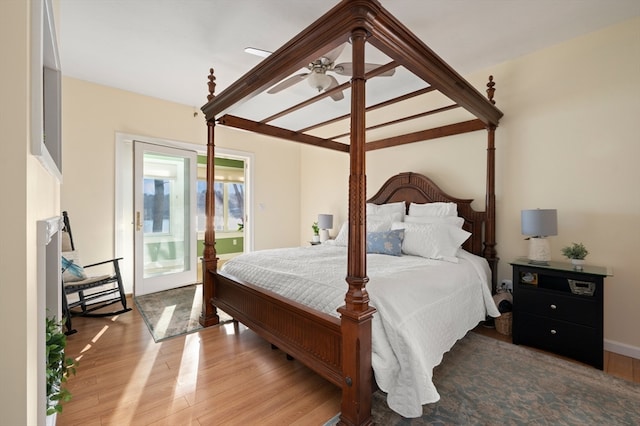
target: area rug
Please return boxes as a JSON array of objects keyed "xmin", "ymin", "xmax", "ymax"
[
  {"xmin": 326, "ymin": 332, "xmax": 640, "ymax": 425},
  {"xmin": 135, "ymin": 284, "xmax": 231, "ymax": 342}
]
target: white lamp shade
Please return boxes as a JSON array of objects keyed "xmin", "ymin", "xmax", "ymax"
[
  {"xmin": 521, "ymin": 209, "xmax": 558, "ymax": 237},
  {"xmin": 317, "ymin": 214, "xmax": 333, "ymax": 230}
]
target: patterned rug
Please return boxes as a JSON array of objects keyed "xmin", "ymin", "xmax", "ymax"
[
  {"xmin": 327, "ymin": 332, "xmax": 640, "ymax": 425},
  {"xmin": 135, "ymin": 284, "xmax": 231, "ymax": 342}
]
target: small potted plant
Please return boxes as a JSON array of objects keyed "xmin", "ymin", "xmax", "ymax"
[
  {"xmin": 561, "ymin": 242, "xmax": 589, "ymax": 270},
  {"xmin": 311, "ymin": 222, "xmax": 320, "ymax": 243},
  {"xmin": 46, "ymin": 315, "xmax": 76, "ymax": 422}
]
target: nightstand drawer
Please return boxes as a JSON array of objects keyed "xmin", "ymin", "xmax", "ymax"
[
  {"xmin": 514, "ymin": 312, "xmax": 602, "ymax": 369},
  {"xmin": 516, "ymin": 288, "xmax": 597, "ymax": 327}
]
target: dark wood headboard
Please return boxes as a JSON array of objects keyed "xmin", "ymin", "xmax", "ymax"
[{"xmin": 367, "ymin": 172, "xmax": 487, "ymax": 257}]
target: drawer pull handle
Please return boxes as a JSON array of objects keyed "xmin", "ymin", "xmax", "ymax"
[
  {"xmin": 550, "ymin": 304, "xmax": 557, "ymax": 310},
  {"xmin": 550, "ymin": 329, "xmax": 557, "ymax": 335}
]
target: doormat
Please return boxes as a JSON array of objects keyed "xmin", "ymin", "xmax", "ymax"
[{"xmin": 135, "ymin": 284, "xmax": 232, "ymax": 342}]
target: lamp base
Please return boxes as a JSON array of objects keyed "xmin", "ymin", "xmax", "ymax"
[
  {"xmin": 320, "ymin": 229, "xmax": 330, "ymax": 243},
  {"xmin": 528, "ymin": 237, "xmax": 551, "ymax": 264}
]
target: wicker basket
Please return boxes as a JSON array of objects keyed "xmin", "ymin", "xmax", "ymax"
[{"xmin": 495, "ymin": 312, "xmax": 512, "ymax": 336}]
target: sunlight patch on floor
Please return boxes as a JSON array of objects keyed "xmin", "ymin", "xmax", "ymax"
[
  {"xmin": 91, "ymin": 325, "xmax": 109, "ymax": 343},
  {"xmin": 190, "ymin": 291, "xmax": 201, "ymax": 322},
  {"xmin": 222, "ymin": 321, "xmax": 242, "ymax": 335},
  {"xmin": 175, "ymin": 333, "xmax": 201, "ymax": 395},
  {"xmin": 111, "ymin": 338, "xmax": 162, "ymax": 424},
  {"xmin": 75, "ymin": 324, "xmax": 110, "ymax": 362},
  {"xmin": 153, "ymin": 304, "xmax": 177, "ymax": 337}
]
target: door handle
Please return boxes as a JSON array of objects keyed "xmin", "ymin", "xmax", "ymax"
[{"xmin": 136, "ymin": 211, "xmax": 142, "ymax": 231}]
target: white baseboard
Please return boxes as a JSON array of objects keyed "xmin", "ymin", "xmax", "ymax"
[{"xmin": 604, "ymin": 339, "xmax": 640, "ymax": 360}]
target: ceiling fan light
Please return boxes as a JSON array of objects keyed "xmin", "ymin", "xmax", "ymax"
[{"xmin": 307, "ymin": 70, "xmax": 332, "ymax": 92}]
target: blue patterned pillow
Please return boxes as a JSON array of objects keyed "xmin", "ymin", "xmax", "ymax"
[
  {"xmin": 61, "ymin": 252, "xmax": 87, "ymax": 282},
  {"xmin": 366, "ymin": 229, "xmax": 404, "ymax": 256}
]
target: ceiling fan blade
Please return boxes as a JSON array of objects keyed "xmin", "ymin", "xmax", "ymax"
[
  {"xmin": 267, "ymin": 73, "xmax": 309, "ymax": 94},
  {"xmin": 326, "ymin": 75, "xmax": 344, "ymax": 101},
  {"xmin": 244, "ymin": 47, "xmax": 272, "ymax": 58},
  {"xmin": 322, "ymin": 44, "xmax": 346, "ymax": 64},
  {"xmin": 333, "ymin": 62, "xmax": 396, "ymax": 77}
]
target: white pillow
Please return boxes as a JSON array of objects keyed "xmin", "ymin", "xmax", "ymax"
[
  {"xmin": 333, "ymin": 219, "xmax": 393, "ymax": 246},
  {"xmin": 368, "ymin": 212, "xmax": 403, "ymax": 224},
  {"xmin": 333, "ymin": 222, "xmax": 349, "ymax": 246},
  {"xmin": 366, "ymin": 202, "xmax": 406, "ymax": 220},
  {"xmin": 391, "ymin": 221, "xmax": 471, "ymax": 262},
  {"xmin": 408, "ymin": 202, "xmax": 457, "ymax": 217},
  {"xmin": 405, "ymin": 214, "xmax": 465, "ymax": 228}
]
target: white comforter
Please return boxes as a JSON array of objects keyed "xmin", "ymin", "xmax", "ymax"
[{"xmin": 220, "ymin": 245, "xmax": 499, "ymax": 418}]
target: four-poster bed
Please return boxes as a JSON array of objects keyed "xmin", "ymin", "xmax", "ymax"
[{"xmin": 199, "ymin": 1, "xmax": 503, "ymax": 424}]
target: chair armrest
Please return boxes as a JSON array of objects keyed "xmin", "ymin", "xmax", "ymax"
[{"xmin": 83, "ymin": 257, "xmax": 123, "ymax": 268}]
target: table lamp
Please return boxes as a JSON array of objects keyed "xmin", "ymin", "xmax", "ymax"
[
  {"xmin": 521, "ymin": 209, "xmax": 557, "ymax": 264},
  {"xmin": 318, "ymin": 214, "xmax": 333, "ymax": 243}
]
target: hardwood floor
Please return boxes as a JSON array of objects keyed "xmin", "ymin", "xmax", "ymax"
[
  {"xmin": 58, "ymin": 298, "xmax": 640, "ymax": 425},
  {"xmin": 58, "ymin": 298, "xmax": 341, "ymax": 426}
]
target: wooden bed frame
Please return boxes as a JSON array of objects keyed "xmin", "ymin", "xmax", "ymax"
[
  {"xmin": 210, "ymin": 171, "xmax": 490, "ymax": 387},
  {"xmin": 199, "ymin": 1, "xmax": 503, "ymax": 424}
]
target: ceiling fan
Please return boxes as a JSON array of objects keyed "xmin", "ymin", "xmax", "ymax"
[{"xmin": 244, "ymin": 44, "xmax": 395, "ymax": 101}]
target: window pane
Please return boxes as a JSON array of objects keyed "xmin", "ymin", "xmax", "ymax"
[
  {"xmin": 143, "ymin": 178, "xmax": 170, "ymax": 233},
  {"xmin": 200, "ymin": 160, "xmax": 245, "ymax": 233},
  {"xmin": 214, "ymin": 181, "xmax": 224, "ymax": 231},
  {"xmin": 196, "ymin": 180, "xmax": 207, "ymax": 232},
  {"xmin": 227, "ymin": 182, "xmax": 244, "ymax": 231}
]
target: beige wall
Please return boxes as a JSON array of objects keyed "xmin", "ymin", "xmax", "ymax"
[
  {"xmin": 0, "ymin": 0, "xmax": 62, "ymax": 423},
  {"xmin": 213, "ymin": 126, "xmax": 301, "ymax": 251},
  {"xmin": 62, "ymin": 78, "xmax": 301, "ymax": 292},
  {"xmin": 491, "ymin": 17, "xmax": 640, "ymax": 352},
  {"xmin": 300, "ymin": 17, "xmax": 640, "ymax": 352}
]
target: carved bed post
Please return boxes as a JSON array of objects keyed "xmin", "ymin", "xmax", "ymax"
[
  {"xmin": 200, "ymin": 68, "xmax": 220, "ymax": 327},
  {"xmin": 484, "ymin": 76, "xmax": 498, "ymax": 293},
  {"xmin": 337, "ymin": 27, "xmax": 375, "ymax": 426}
]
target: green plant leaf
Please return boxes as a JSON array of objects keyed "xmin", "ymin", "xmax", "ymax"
[{"xmin": 45, "ymin": 314, "xmax": 76, "ymax": 415}]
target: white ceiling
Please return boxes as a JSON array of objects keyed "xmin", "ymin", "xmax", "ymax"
[{"xmin": 59, "ymin": 0, "xmax": 639, "ymax": 112}]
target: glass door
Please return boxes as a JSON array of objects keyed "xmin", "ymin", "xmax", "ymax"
[{"xmin": 133, "ymin": 142, "xmax": 197, "ymax": 295}]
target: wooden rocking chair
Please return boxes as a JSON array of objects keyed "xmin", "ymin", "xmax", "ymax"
[{"xmin": 61, "ymin": 211, "xmax": 131, "ymax": 335}]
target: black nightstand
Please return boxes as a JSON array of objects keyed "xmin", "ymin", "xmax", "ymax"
[{"xmin": 510, "ymin": 258, "xmax": 610, "ymax": 369}]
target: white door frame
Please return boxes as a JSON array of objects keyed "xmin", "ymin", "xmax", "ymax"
[{"xmin": 115, "ymin": 132, "xmax": 254, "ymax": 295}]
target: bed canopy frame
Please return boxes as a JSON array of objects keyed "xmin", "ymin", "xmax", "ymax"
[{"xmin": 199, "ymin": 1, "xmax": 503, "ymax": 424}]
